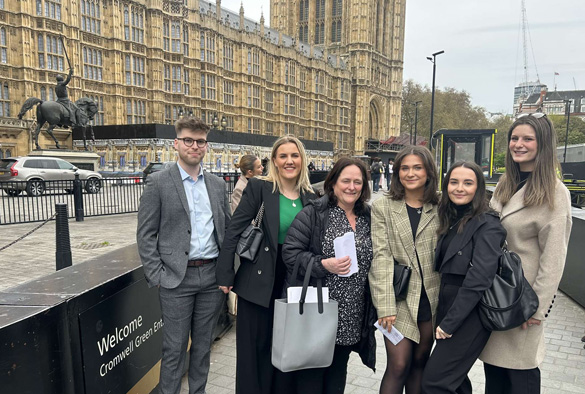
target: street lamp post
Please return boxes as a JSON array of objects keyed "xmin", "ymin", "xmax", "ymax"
[
  {"xmin": 414, "ymin": 101, "xmax": 422, "ymax": 146},
  {"xmin": 427, "ymin": 50, "xmax": 445, "ymax": 147},
  {"xmin": 563, "ymin": 99, "xmax": 572, "ymax": 163}
]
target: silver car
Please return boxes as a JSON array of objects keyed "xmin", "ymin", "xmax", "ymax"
[{"xmin": 0, "ymin": 157, "xmax": 103, "ymax": 197}]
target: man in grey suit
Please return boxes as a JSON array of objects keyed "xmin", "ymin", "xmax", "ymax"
[{"xmin": 137, "ymin": 116, "xmax": 230, "ymax": 394}]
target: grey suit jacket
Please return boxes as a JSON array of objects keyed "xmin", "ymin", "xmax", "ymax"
[{"xmin": 137, "ymin": 163, "xmax": 231, "ymax": 289}]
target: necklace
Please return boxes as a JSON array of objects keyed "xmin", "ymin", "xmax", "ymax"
[
  {"xmin": 406, "ymin": 203, "xmax": 422, "ymax": 215},
  {"xmin": 281, "ymin": 193, "xmax": 299, "ymax": 207},
  {"xmin": 449, "ymin": 218, "xmax": 462, "ymax": 230}
]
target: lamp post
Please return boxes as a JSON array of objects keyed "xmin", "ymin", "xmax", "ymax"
[
  {"xmin": 563, "ymin": 99, "xmax": 572, "ymax": 163},
  {"xmin": 413, "ymin": 101, "xmax": 422, "ymax": 145},
  {"xmin": 221, "ymin": 115, "xmax": 227, "ymax": 130},
  {"xmin": 427, "ymin": 50, "xmax": 445, "ymax": 147},
  {"xmin": 178, "ymin": 107, "xmax": 184, "ymax": 118},
  {"xmin": 212, "ymin": 113, "xmax": 219, "ymax": 130}
]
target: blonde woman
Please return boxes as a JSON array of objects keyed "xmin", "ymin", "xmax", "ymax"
[
  {"xmin": 216, "ymin": 135, "xmax": 317, "ymax": 394},
  {"xmin": 369, "ymin": 146, "xmax": 441, "ymax": 394},
  {"xmin": 480, "ymin": 114, "xmax": 572, "ymax": 394}
]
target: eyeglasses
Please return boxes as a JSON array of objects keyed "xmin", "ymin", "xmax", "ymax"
[
  {"xmin": 176, "ymin": 138, "xmax": 208, "ymax": 148},
  {"xmin": 516, "ymin": 112, "xmax": 546, "ymax": 120}
]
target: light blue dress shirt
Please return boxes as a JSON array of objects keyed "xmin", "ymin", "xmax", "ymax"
[{"xmin": 177, "ymin": 163, "xmax": 219, "ymax": 260}]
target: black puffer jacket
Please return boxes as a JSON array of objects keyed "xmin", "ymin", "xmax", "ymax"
[{"xmin": 282, "ymin": 194, "xmax": 377, "ymax": 372}]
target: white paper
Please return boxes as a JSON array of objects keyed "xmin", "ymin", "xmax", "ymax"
[
  {"xmin": 333, "ymin": 232, "xmax": 359, "ymax": 277},
  {"xmin": 374, "ymin": 321, "xmax": 405, "ymax": 345},
  {"xmin": 287, "ymin": 286, "xmax": 329, "ymax": 303}
]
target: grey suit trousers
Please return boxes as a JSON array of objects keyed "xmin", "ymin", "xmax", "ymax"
[{"xmin": 158, "ymin": 262, "xmax": 224, "ymax": 394}]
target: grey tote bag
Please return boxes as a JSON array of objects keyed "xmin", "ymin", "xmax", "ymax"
[{"xmin": 272, "ymin": 258, "xmax": 339, "ymax": 372}]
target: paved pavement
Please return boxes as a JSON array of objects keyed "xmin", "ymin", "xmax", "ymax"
[{"xmin": 0, "ymin": 187, "xmax": 584, "ymax": 393}]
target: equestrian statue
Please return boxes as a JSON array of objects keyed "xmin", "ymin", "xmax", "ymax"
[{"xmin": 17, "ymin": 37, "xmax": 98, "ymax": 150}]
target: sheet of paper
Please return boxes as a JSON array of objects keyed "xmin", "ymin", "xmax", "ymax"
[
  {"xmin": 374, "ymin": 321, "xmax": 405, "ymax": 345},
  {"xmin": 333, "ymin": 232, "xmax": 359, "ymax": 277},
  {"xmin": 287, "ymin": 286, "xmax": 329, "ymax": 303}
]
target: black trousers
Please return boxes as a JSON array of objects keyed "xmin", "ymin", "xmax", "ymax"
[
  {"xmin": 484, "ymin": 363, "xmax": 541, "ymax": 394},
  {"xmin": 273, "ymin": 345, "xmax": 353, "ymax": 394},
  {"xmin": 422, "ymin": 277, "xmax": 492, "ymax": 394},
  {"xmin": 235, "ymin": 296, "xmax": 276, "ymax": 394}
]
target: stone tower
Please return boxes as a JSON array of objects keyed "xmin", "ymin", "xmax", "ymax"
[{"xmin": 271, "ymin": 0, "xmax": 406, "ymax": 153}]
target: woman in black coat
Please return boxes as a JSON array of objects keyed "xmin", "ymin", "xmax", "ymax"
[
  {"xmin": 216, "ymin": 136, "xmax": 317, "ymax": 394},
  {"xmin": 282, "ymin": 157, "xmax": 376, "ymax": 394},
  {"xmin": 421, "ymin": 161, "xmax": 506, "ymax": 394}
]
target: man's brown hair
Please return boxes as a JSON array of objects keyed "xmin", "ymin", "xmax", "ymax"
[{"xmin": 175, "ymin": 116, "xmax": 210, "ymax": 136}]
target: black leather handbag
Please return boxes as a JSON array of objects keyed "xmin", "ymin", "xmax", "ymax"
[
  {"xmin": 478, "ymin": 244, "xmax": 539, "ymax": 331},
  {"xmin": 393, "ymin": 259, "xmax": 412, "ymax": 301},
  {"xmin": 236, "ymin": 202, "xmax": 265, "ymax": 261}
]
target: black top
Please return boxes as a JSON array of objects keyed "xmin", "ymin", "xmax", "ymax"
[
  {"xmin": 516, "ymin": 171, "xmax": 531, "ymax": 192},
  {"xmin": 439, "ymin": 203, "xmax": 472, "ymax": 264},
  {"xmin": 405, "ymin": 204, "xmax": 422, "ymax": 239}
]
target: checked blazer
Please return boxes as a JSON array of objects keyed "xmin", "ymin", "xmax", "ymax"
[{"xmin": 369, "ymin": 195, "xmax": 441, "ymax": 343}]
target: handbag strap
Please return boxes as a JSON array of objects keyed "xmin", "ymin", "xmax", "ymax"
[
  {"xmin": 253, "ymin": 202, "xmax": 265, "ymax": 227},
  {"xmin": 298, "ymin": 258, "xmax": 325, "ymax": 315}
]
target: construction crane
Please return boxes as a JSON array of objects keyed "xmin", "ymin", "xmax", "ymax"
[{"xmin": 516, "ymin": 0, "xmax": 542, "ymax": 106}]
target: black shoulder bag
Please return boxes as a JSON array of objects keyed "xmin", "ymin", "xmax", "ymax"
[{"xmin": 478, "ymin": 242, "xmax": 539, "ymax": 331}]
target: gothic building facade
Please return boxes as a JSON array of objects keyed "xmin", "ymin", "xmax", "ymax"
[{"xmin": 0, "ymin": 0, "xmax": 405, "ymax": 162}]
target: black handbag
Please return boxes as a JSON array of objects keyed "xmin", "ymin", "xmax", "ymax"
[
  {"xmin": 236, "ymin": 202, "xmax": 265, "ymax": 261},
  {"xmin": 478, "ymin": 243, "xmax": 539, "ymax": 331},
  {"xmin": 393, "ymin": 259, "xmax": 412, "ymax": 301}
]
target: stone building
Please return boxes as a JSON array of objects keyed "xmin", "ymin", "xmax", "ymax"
[{"xmin": 0, "ymin": 0, "xmax": 405, "ymax": 162}]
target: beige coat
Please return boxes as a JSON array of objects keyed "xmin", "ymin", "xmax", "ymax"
[
  {"xmin": 480, "ymin": 180, "xmax": 572, "ymax": 369},
  {"xmin": 369, "ymin": 196, "xmax": 441, "ymax": 343},
  {"xmin": 231, "ymin": 176, "xmax": 248, "ymax": 214}
]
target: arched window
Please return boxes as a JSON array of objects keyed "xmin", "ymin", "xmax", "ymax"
[
  {"xmin": 40, "ymin": 86, "xmax": 47, "ymax": 100},
  {"xmin": 0, "ymin": 82, "xmax": 9, "ymax": 117},
  {"xmin": 0, "ymin": 28, "xmax": 6, "ymax": 63}
]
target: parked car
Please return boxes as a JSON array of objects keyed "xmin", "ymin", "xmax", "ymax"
[
  {"xmin": 0, "ymin": 157, "xmax": 103, "ymax": 197},
  {"xmin": 142, "ymin": 161, "xmax": 175, "ymax": 181}
]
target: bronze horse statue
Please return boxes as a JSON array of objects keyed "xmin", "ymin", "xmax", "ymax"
[{"xmin": 18, "ymin": 97, "xmax": 98, "ymax": 150}]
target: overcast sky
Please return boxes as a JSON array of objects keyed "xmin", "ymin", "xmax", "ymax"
[{"xmin": 222, "ymin": 0, "xmax": 585, "ymax": 114}]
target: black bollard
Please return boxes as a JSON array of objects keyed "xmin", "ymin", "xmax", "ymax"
[
  {"xmin": 55, "ymin": 203, "xmax": 72, "ymax": 271},
  {"xmin": 73, "ymin": 173, "xmax": 84, "ymax": 221}
]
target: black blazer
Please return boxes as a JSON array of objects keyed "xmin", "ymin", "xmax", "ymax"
[
  {"xmin": 434, "ymin": 212, "xmax": 506, "ymax": 334},
  {"xmin": 216, "ymin": 177, "xmax": 317, "ymax": 308}
]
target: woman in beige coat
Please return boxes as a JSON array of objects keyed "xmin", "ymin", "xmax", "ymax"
[
  {"xmin": 370, "ymin": 146, "xmax": 441, "ymax": 394},
  {"xmin": 479, "ymin": 113, "xmax": 572, "ymax": 394},
  {"xmin": 231, "ymin": 154, "xmax": 263, "ymax": 213}
]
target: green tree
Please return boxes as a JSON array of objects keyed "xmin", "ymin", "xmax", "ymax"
[
  {"xmin": 548, "ymin": 115, "xmax": 585, "ymax": 146},
  {"xmin": 401, "ymin": 80, "xmax": 491, "ymax": 141}
]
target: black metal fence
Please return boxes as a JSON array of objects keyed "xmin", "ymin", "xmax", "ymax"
[{"xmin": 0, "ymin": 172, "xmax": 240, "ymax": 225}]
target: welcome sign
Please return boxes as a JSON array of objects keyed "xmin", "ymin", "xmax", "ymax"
[{"xmin": 79, "ymin": 279, "xmax": 163, "ymax": 394}]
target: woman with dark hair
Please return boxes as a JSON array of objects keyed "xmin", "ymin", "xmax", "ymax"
[
  {"xmin": 282, "ymin": 157, "xmax": 376, "ymax": 393},
  {"xmin": 421, "ymin": 161, "xmax": 506, "ymax": 394},
  {"xmin": 232, "ymin": 154, "xmax": 263, "ymax": 213},
  {"xmin": 369, "ymin": 146, "xmax": 440, "ymax": 394},
  {"xmin": 480, "ymin": 114, "xmax": 572, "ymax": 394}
]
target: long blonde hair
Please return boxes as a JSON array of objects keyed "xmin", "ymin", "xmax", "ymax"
[
  {"xmin": 263, "ymin": 135, "xmax": 312, "ymax": 194},
  {"xmin": 494, "ymin": 114, "xmax": 560, "ymax": 208}
]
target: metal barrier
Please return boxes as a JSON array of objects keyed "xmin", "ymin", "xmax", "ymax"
[{"xmin": 0, "ymin": 172, "xmax": 240, "ymax": 225}]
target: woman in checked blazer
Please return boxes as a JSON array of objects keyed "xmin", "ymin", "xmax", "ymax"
[{"xmin": 369, "ymin": 146, "xmax": 441, "ymax": 394}]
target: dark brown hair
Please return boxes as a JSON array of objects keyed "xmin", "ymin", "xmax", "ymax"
[
  {"xmin": 324, "ymin": 157, "xmax": 371, "ymax": 215},
  {"xmin": 388, "ymin": 146, "xmax": 439, "ymax": 205},
  {"xmin": 237, "ymin": 154, "xmax": 259, "ymax": 177},
  {"xmin": 437, "ymin": 161, "xmax": 491, "ymax": 234},
  {"xmin": 493, "ymin": 114, "xmax": 560, "ymax": 208},
  {"xmin": 175, "ymin": 116, "xmax": 210, "ymax": 136}
]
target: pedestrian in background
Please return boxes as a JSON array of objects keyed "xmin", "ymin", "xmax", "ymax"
[
  {"xmin": 480, "ymin": 113, "xmax": 572, "ymax": 394},
  {"xmin": 232, "ymin": 154, "xmax": 263, "ymax": 213},
  {"xmin": 216, "ymin": 135, "xmax": 317, "ymax": 394},
  {"xmin": 386, "ymin": 159, "xmax": 394, "ymax": 190},
  {"xmin": 370, "ymin": 157, "xmax": 383, "ymax": 193},
  {"xmin": 421, "ymin": 161, "xmax": 506, "ymax": 394},
  {"xmin": 282, "ymin": 157, "xmax": 376, "ymax": 393},
  {"xmin": 369, "ymin": 146, "xmax": 441, "ymax": 394},
  {"xmin": 137, "ymin": 116, "xmax": 231, "ymax": 394}
]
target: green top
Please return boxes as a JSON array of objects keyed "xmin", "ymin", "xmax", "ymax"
[{"xmin": 278, "ymin": 194, "xmax": 303, "ymax": 244}]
